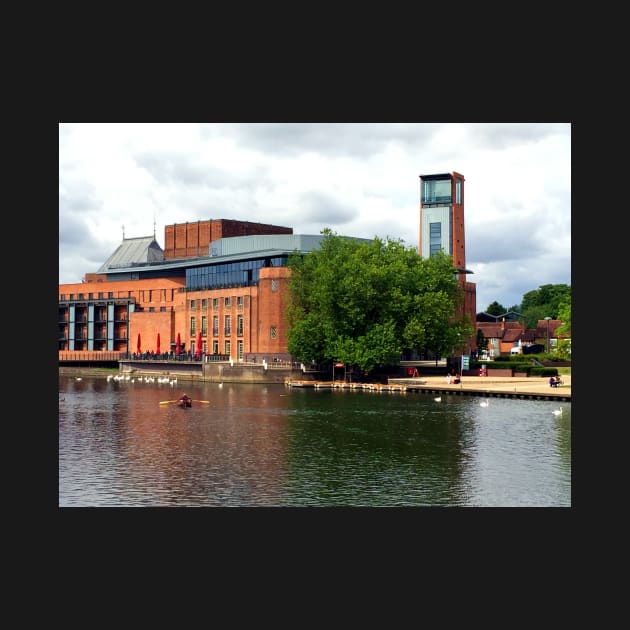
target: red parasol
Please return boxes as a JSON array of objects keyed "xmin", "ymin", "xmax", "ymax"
[
  {"xmin": 156, "ymin": 332, "xmax": 161, "ymax": 355},
  {"xmin": 195, "ymin": 330, "xmax": 203, "ymax": 359},
  {"xmin": 137, "ymin": 332, "xmax": 141, "ymax": 355},
  {"xmin": 176, "ymin": 332, "xmax": 181, "ymax": 355}
]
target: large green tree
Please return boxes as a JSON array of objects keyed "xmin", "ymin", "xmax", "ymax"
[
  {"xmin": 286, "ymin": 230, "xmax": 473, "ymax": 372},
  {"xmin": 520, "ymin": 283, "xmax": 571, "ymax": 329}
]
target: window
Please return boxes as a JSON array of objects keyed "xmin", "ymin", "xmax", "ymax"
[
  {"xmin": 202, "ymin": 299, "xmax": 207, "ymax": 310},
  {"xmin": 224, "ymin": 315, "xmax": 231, "ymax": 336},
  {"xmin": 213, "ymin": 315, "xmax": 219, "ymax": 336},
  {"xmin": 237, "ymin": 315, "xmax": 244, "ymax": 336},
  {"xmin": 422, "ymin": 178, "xmax": 451, "ymax": 204},
  {"xmin": 213, "ymin": 298, "xmax": 219, "ymax": 310},
  {"xmin": 190, "ymin": 299, "xmax": 196, "ymax": 310},
  {"xmin": 213, "ymin": 340, "xmax": 219, "ymax": 354},
  {"xmin": 429, "ymin": 222, "xmax": 442, "ymax": 257},
  {"xmin": 202, "ymin": 316, "xmax": 207, "ymax": 336},
  {"xmin": 190, "ymin": 317, "xmax": 196, "ymax": 336},
  {"xmin": 237, "ymin": 340, "xmax": 243, "ymax": 360},
  {"xmin": 455, "ymin": 178, "xmax": 462, "ymax": 204},
  {"xmin": 224, "ymin": 340, "xmax": 231, "ymax": 356},
  {"xmin": 270, "ymin": 326, "xmax": 277, "ymax": 339},
  {"xmin": 271, "ymin": 279, "xmax": 278, "ymax": 292},
  {"xmin": 224, "ymin": 297, "xmax": 231, "ymax": 308}
]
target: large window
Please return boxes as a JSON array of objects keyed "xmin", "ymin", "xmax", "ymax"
[
  {"xmin": 237, "ymin": 315, "xmax": 244, "ymax": 336},
  {"xmin": 190, "ymin": 317, "xmax": 196, "ymax": 336},
  {"xmin": 213, "ymin": 315, "xmax": 219, "ymax": 336},
  {"xmin": 423, "ymin": 178, "xmax": 451, "ymax": 204},
  {"xmin": 455, "ymin": 178, "xmax": 462, "ymax": 204},
  {"xmin": 224, "ymin": 315, "xmax": 231, "ymax": 336}
]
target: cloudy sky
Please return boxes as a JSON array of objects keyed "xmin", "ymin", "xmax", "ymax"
[{"xmin": 59, "ymin": 122, "xmax": 571, "ymax": 311}]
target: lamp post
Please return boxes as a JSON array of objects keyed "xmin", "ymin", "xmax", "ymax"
[{"xmin": 544, "ymin": 316, "xmax": 552, "ymax": 354}]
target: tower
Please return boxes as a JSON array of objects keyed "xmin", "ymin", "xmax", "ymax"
[
  {"xmin": 418, "ymin": 171, "xmax": 467, "ymax": 278},
  {"xmin": 419, "ymin": 171, "xmax": 477, "ymax": 352}
]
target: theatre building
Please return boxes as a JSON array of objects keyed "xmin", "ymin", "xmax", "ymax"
[{"xmin": 58, "ymin": 219, "xmax": 368, "ymax": 365}]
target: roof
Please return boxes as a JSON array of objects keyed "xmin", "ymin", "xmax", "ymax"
[
  {"xmin": 476, "ymin": 310, "xmax": 522, "ymax": 322},
  {"xmin": 98, "ymin": 236, "xmax": 164, "ymax": 272},
  {"xmin": 97, "ymin": 234, "xmax": 372, "ymax": 277},
  {"xmin": 535, "ymin": 319, "xmax": 565, "ymax": 338}
]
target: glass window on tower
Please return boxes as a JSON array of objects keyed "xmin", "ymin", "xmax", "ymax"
[
  {"xmin": 456, "ymin": 179, "xmax": 462, "ymax": 204},
  {"xmin": 423, "ymin": 179, "xmax": 451, "ymax": 204},
  {"xmin": 429, "ymin": 222, "xmax": 442, "ymax": 256}
]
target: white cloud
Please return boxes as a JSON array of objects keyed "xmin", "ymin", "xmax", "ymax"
[{"xmin": 59, "ymin": 122, "xmax": 571, "ymax": 311}]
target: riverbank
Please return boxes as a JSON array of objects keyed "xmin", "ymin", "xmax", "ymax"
[{"xmin": 287, "ymin": 374, "xmax": 571, "ymax": 402}]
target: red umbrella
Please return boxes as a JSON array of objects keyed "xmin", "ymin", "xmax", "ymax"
[
  {"xmin": 137, "ymin": 332, "xmax": 141, "ymax": 355},
  {"xmin": 195, "ymin": 330, "xmax": 203, "ymax": 359},
  {"xmin": 156, "ymin": 332, "xmax": 161, "ymax": 355},
  {"xmin": 176, "ymin": 332, "xmax": 181, "ymax": 355}
]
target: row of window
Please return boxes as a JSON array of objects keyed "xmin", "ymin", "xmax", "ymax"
[
  {"xmin": 60, "ymin": 289, "xmax": 177, "ymax": 302},
  {"xmin": 189, "ymin": 296, "xmax": 245, "ymax": 310},
  {"xmin": 190, "ymin": 315, "xmax": 245, "ymax": 337}
]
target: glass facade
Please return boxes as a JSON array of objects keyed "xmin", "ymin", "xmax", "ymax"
[{"xmin": 186, "ymin": 256, "xmax": 288, "ymax": 291}]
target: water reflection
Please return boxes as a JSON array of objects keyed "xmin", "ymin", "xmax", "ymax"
[{"xmin": 59, "ymin": 376, "xmax": 571, "ymax": 507}]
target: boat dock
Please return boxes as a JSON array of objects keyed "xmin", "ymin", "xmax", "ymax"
[{"xmin": 286, "ymin": 374, "xmax": 571, "ymax": 402}]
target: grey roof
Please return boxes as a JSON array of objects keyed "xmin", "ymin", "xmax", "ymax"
[
  {"xmin": 99, "ymin": 234, "xmax": 373, "ymax": 277},
  {"xmin": 98, "ymin": 237, "xmax": 164, "ymax": 272},
  {"xmin": 210, "ymin": 234, "xmax": 370, "ymax": 257}
]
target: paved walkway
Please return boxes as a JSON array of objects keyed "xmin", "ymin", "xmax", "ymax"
[{"xmin": 389, "ymin": 374, "xmax": 571, "ymax": 400}]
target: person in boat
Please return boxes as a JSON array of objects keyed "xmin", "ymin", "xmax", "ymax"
[{"xmin": 178, "ymin": 394, "xmax": 192, "ymax": 406}]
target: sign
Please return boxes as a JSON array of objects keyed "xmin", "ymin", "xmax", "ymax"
[{"xmin": 461, "ymin": 355, "xmax": 470, "ymax": 371}]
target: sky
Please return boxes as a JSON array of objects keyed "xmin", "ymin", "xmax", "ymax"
[{"xmin": 59, "ymin": 122, "xmax": 571, "ymax": 311}]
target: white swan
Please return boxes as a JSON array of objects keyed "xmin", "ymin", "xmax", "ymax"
[
  {"xmin": 434, "ymin": 396, "xmax": 441, "ymax": 402},
  {"xmin": 552, "ymin": 407, "xmax": 563, "ymax": 416},
  {"xmin": 480, "ymin": 400, "xmax": 489, "ymax": 407}
]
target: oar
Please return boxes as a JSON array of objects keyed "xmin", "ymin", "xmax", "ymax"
[
  {"xmin": 159, "ymin": 400, "xmax": 179, "ymax": 404},
  {"xmin": 195, "ymin": 400, "xmax": 211, "ymax": 403}
]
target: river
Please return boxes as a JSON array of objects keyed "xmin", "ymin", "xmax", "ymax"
[{"xmin": 58, "ymin": 374, "xmax": 571, "ymax": 507}]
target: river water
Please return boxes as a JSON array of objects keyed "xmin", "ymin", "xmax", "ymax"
[{"xmin": 58, "ymin": 374, "xmax": 571, "ymax": 507}]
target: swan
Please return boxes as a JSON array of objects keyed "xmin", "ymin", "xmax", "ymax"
[
  {"xmin": 480, "ymin": 400, "xmax": 489, "ymax": 407},
  {"xmin": 552, "ymin": 407, "xmax": 563, "ymax": 416},
  {"xmin": 434, "ymin": 396, "xmax": 441, "ymax": 402}
]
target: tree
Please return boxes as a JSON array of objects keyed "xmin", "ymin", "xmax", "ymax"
[
  {"xmin": 485, "ymin": 301, "xmax": 506, "ymax": 316},
  {"xmin": 554, "ymin": 298, "xmax": 571, "ymax": 359},
  {"xmin": 286, "ymin": 229, "xmax": 473, "ymax": 372},
  {"xmin": 520, "ymin": 284, "xmax": 571, "ymax": 329},
  {"xmin": 476, "ymin": 328, "xmax": 488, "ymax": 353}
]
